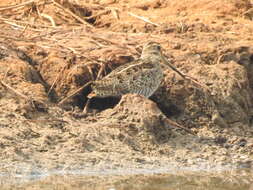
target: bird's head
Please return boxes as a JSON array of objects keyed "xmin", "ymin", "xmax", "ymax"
[
  {"xmin": 142, "ymin": 42, "xmax": 162, "ymax": 54},
  {"xmin": 141, "ymin": 42, "xmax": 181, "ymax": 75},
  {"xmin": 141, "ymin": 42, "xmax": 162, "ymax": 59}
]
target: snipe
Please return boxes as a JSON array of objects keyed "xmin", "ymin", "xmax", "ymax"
[
  {"xmin": 83, "ymin": 42, "xmax": 170, "ymax": 112},
  {"xmin": 59, "ymin": 42, "xmax": 197, "ymax": 134},
  {"xmin": 88, "ymin": 42, "xmax": 164, "ymax": 99}
]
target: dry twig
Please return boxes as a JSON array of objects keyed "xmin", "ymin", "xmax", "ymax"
[
  {"xmin": 0, "ymin": 0, "xmax": 37, "ymax": 11},
  {"xmin": 85, "ymin": 9, "xmax": 111, "ymax": 20},
  {"xmin": 58, "ymin": 81, "xmax": 92, "ymax": 105},
  {"xmin": 0, "ymin": 17, "xmax": 56, "ymax": 32},
  {"xmin": 96, "ymin": 62, "xmax": 106, "ymax": 80},
  {"xmin": 216, "ymin": 54, "xmax": 225, "ymax": 64},
  {"xmin": 3, "ymin": 67, "xmax": 11, "ymax": 80},
  {"xmin": 0, "ymin": 16, "xmax": 58, "ymax": 29},
  {"xmin": 52, "ymin": 0, "xmax": 94, "ymax": 28},
  {"xmin": 18, "ymin": 24, "xmax": 29, "ymax": 37},
  {"xmin": 0, "ymin": 80, "xmax": 32, "ymax": 102},
  {"xmin": 40, "ymin": 13, "xmax": 56, "ymax": 27},
  {"xmin": 128, "ymin": 12, "xmax": 160, "ymax": 27},
  {"xmin": 164, "ymin": 117, "xmax": 196, "ymax": 135},
  {"xmin": 47, "ymin": 68, "xmax": 64, "ymax": 96},
  {"xmin": 0, "ymin": 34, "xmax": 34, "ymax": 42},
  {"xmin": 26, "ymin": 118, "xmax": 68, "ymax": 123}
]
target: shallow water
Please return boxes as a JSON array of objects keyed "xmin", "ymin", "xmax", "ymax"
[{"xmin": 1, "ymin": 166, "xmax": 252, "ymax": 190}]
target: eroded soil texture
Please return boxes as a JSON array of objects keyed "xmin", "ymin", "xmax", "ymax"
[{"xmin": 0, "ymin": 0, "xmax": 253, "ymax": 187}]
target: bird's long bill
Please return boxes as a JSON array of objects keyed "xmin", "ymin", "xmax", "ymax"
[
  {"xmin": 161, "ymin": 53, "xmax": 210, "ymax": 92},
  {"xmin": 160, "ymin": 54, "xmax": 186, "ymax": 79}
]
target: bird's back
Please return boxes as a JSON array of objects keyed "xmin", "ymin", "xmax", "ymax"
[{"xmin": 90, "ymin": 57, "xmax": 163, "ymax": 98}]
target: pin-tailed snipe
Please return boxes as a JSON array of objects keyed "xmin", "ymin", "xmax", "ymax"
[
  {"xmin": 89, "ymin": 42, "xmax": 164, "ymax": 98},
  {"xmin": 83, "ymin": 42, "xmax": 183, "ymax": 113}
]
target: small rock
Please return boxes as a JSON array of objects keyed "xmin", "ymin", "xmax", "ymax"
[
  {"xmin": 237, "ymin": 138, "xmax": 247, "ymax": 147},
  {"xmin": 236, "ymin": 160, "xmax": 252, "ymax": 169}
]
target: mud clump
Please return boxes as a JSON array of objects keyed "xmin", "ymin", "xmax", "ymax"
[{"xmin": 101, "ymin": 94, "xmax": 173, "ymax": 147}]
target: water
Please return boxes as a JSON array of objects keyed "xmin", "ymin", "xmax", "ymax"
[{"xmin": 0, "ymin": 166, "xmax": 252, "ymax": 190}]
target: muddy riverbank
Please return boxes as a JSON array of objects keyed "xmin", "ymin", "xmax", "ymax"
[{"xmin": 0, "ymin": 0, "xmax": 253, "ymax": 188}]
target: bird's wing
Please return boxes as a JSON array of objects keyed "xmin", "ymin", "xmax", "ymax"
[
  {"xmin": 104, "ymin": 58, "xmax": 153, "ymax": 80},
  {"xmin": 92, "ymin": 59, "xmax": 155, "ymax": 94},
  {"xmin": 104, "ymin": 59, "xmax": 141, "ymax": 78}
]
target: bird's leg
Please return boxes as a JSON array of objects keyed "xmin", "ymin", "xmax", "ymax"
[
  {"xmin": 58, "ymin": 81, "xmax": 92, "ymax": 105},
  {"xmin": 83, "ymin": 98, "xmax": 91, "ymax": 114}
]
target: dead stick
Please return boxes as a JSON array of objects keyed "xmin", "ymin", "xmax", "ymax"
[
  {"xmin": 52, "ymin": 0, "xmax": 94, "ymax": 28},
  {"xmin": 47, "ymin": 71, "xmax": 61, "ymax": 96},
  {"xmin": 58, "ymin": 81, "xmax": 92, "ymax": 105},
  {"xmin": 164, "ymin": 118, "xmax": 196, "ymax": 135},
  {"xmin": 0, "ymin": 34, "xmax": 34, "ymax": 42},
  {"xmin": 0, "ymin": 16, "xmax": 58, "ymax": 29},
  {"xmin": 85, "ymin": 9, "xmax": 111, "ymax": 20},
  {"xmin": 26, "ymin": 119, "xmax": 68, "ymax": 123},
  {"xmin": 128, "ymin": 12, "xmax": 160, "ymax": 27},
  {"xmin": 81, "ymin": 34, "xmax": 124, "ymax": 48},
  {"xmin": 40, "ymin": 13, "xmax": 56, "ymax": 27},
  {"xmin": 0, "ymin": 80, "xmax": 32, "ymax": 102},
  {"xmin": 3, "ymin": 67, "xmax": 11, "ymax": 80},
  {"xmin": 0, "ymin": 0, "xmax": 37, "ymax": 11},
  {"xmin": 96, "ymin": 63, "xmax": 106, "ymax": 80}
]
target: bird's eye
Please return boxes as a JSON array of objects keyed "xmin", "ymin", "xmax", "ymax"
[{"xmin": 157, "ymin": 46, "xmax": 161, "ymax": 51}]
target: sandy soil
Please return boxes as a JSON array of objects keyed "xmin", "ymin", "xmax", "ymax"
[{"xmin": 0, "ymin": 0, "xmax": 253, "ymax": 187}]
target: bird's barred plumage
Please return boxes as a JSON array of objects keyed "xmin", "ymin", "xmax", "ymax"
[{"xmin": 88, "ymin": 42, "xmax": 164, "ymax": 98}]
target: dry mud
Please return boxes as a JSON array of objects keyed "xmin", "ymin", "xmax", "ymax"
[{"xmin": 0, "ymin": 0, "xmax": 253, "ymax": 188}]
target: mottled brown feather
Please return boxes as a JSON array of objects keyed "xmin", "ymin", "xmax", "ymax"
[{"xmin": 88, "ymin": 42, "xmax": 164, "ymax": 98}]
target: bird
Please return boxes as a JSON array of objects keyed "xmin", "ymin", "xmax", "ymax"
[
  {"xmin": 57, "ymin": 42, "xmax": 197, "ymax": 135},
  {"xmin": 89, "ymin": 42, "xmax": 163, "ymax": 98},
  {"xmin": 82, "ymin": 42, "xmax": 173, "ymax": 113},
  {"xmin": 82, "ymin": 41, "xmax": 205, "ymax": 113}
]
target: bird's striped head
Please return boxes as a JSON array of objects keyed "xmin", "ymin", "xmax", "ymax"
[{"xmin": 141, "ymin": 42, "xmax": 162, "ymax": 59}]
